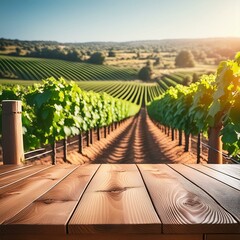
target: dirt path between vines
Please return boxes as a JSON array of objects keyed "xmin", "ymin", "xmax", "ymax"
[
  {"xmin": 34, "ymin": 108, "xmax": 197, "ymax": 165},
  {"xmin": 66, "ymin": 108, "xmax": 197, "ymax": 164}
]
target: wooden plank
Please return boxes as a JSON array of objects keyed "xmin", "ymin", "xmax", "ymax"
[
  {"xmin": 0, "ymin": 165, "xmax": 52, "ymax": 189},
  {"xmin": 2, "ymin": 233, "xmax": 203, "ymax": 240},
  {"xmin": 0, "ymin": 164, "xmax": 78, "ymax": 224},
  {"xmin": 2, "ymin": 234, "xmax": 67, "ymax": 240},
  {"xmin": 205, "ymin": 164, "xmax": 240, "ymax": 180},
  {"xmin": 1, "ymin": 164, "xmax": 100, "ymax": 235},
  {"xmin": 68, "ymin": 164, "xmax": 161, "ymax": 234},
  {"xmin": 170, "ymin": 164, "xmax": 240, "ymax": 223},
  {"xmin": 68, "ymin": 234, "xmax": 203, "ymax": 240},
  {"xmin": 0, "ymin": 164, "xmax": 32, "ymax": 176},
  {"xmin": 184, "ymin": 164, "xmax": 240, "ymax": 190},
  {"xmin": 206, "ymin": 234, "xmax": 240, "ymax": 240},
  {"xmin": 138, "ymin": 164, "xmax": 238, "ymax": 234}
]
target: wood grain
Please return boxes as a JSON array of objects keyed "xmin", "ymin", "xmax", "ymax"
[
  {"xmin": 184, "ymin": 164, "xmax": 240, "ymax": 190},
  {"xmin": 1, "ymin": 164, "xmax": 100, "ymax": 234},
  {"xmin": 0, "ymin": 164, "xmax": 77, "ymax": 224},
  {"xmin": 0, "ymin": 165, "xmax": 32, "ymax": 176},
  {"xmin": 170, "ymin": 164, "xmax": 240, "ymax": 223},
  {"xmin": 2, "ymin": 233, "xmax": 203, "ymax": 240},
  {"xmin": 0, "ymin": 164, "xmax": 239, "ymax": 239},
  {"xmin": 68, "ymin": 233, "xmax": 203, "ymax": 240},
  {"xmin": 0, "ymin": 165, "xmax": 52, "ymax": 189},
  {"xmin": 68, "ymin": 164, "xmax": 161, "ymax": 234},
  {"xmin": 205, "ymin": 164, "xmax": 240, "ymax": 180},
  {"xmin": 138, "ymin": 164, "xmax": 238, "ymax": 234}
]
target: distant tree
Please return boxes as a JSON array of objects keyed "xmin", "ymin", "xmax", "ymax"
[
  {"xmin": 192, "ymin": 73, "xmax": 199, "ymax": 83},
  {"xmin": 86, "ymin": 51, "xmax": 91, "ymax": 56},
  {"xmin": 108, "ymin": 49, "xmax": 116, "ymax": 57},
  {"xmin": 175, "ymin": 50, "xmax": 195, "ymax": 68},
  {"xmin": 88, "ymin": 52, "xmax": 105, "ymax": 64},
  {"xmin": 183, "ymin": 75, "xmax": 192, "ymax": 86},
  {"xmin": 34, "ymin": 46, "xmax": 41, "ymax": 52},
  {"xmin": 15, "ymin": 47, "xmax": 21, "ymax": 55},
  {"xmin": 66, "ymin": 49, "xmax": 82, "ymax": 62},
  {"xmin": 154, "ymin": 57, "xmax": 161, "ymax": 66},
  {"xmin": 136, "ymin": 52, "xmax": 141, "ymax": 59},
  {"xmin": 138, "ymin": 61, "xmax": 152, "ymax": 81}
]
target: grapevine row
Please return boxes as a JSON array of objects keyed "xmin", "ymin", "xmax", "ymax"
[
  {"xmin": 78, "ymin": 81, "xmax": 164, "ymax": 105},
  {"xmin": 148, "ymin": 53, "xmax": 240, "ymax": 161},
  {"xmin": 0, "ymin": 55, "xmax": 137, "ymax": 81},
  {"xmin": 0, "ymin": 77, "xmax": 140, "ymax": 152}
]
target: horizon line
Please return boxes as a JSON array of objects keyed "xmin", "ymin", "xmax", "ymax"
[{"xmin": 1, "ymin": 36, "xmax": 240, "ymax": 44}]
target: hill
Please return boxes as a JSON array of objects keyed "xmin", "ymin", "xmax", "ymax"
[{"xmin": 0, "ymin": 55, "xmax": 137, "ymax": 81}]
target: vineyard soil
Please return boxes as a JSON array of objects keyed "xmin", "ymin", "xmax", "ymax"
[{"xmin": 33, "ymin": 109, "xmax": 198, "ymax": 165}]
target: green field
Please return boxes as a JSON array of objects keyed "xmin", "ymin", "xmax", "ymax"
[
  {"xmin": 78, "ymin": 81, "xmax": 165, "ymax": 105},
  {"xmin": 0, "ymin": 55, "xmax": 188, "ymax": 106},
  {"xmin": 0, "ymin": 55, "xmax": 138, "ymax": 81}
]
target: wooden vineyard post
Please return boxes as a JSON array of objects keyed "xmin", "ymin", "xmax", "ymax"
[
  {"xmin": 86, "ymin": 130, "xmax": 90, "ymax": 147},
  {"xmin": 104, "ymin": 126, "xmax": 107, "ymax": 138},
  {"xmin": 171, "ymin": 128, "xmax": 175, "ymax": 141},
  {"xmin": 90, "ymin": 129, "xmax": 93, "ymax": 145},
  {"xmin": 52, "ymin": 141, "xmax": 57, "ymax": 165},
  {"xmin": 2, "ymin": 100, "xmax": 24, "ymax": 165},
  {"xmin": 184, "ymin": 132, "xmax": 191, "ymax": 152},
  {"xmin": 178, "ymin": 130, "xmax": 182, "ymax": 146},
  {"xmin": 97, "ymin": 128, "xmax": 101, "ymax": 141},
  {"xmin": 78, "ymin": 133, "xmax": 83, "ymax": 154},
  {"xmin": 63, "ymin": 137, "xmax": 67, "ymax": 163},
  {"xmin": 197, "ymin": 133, "xmax": 202, "ymax": 164},
  {"xmin": 208, "ymin": 126, "xmax": 223, "ymax": 164}
]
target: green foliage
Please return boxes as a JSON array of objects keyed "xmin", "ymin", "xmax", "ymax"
[
  {"xmin": 211, "ymin": 52, "xmax": 240, "ymax": 156},
  {"xmin": 88, "ymin": 52, "xmax": 105, "ymax": 65},
  {"xmin": 175, "ymin": 50, "xmax": 195, "ymax": 68},
  {"xmin": 138, "ymin": 63, "xmax": 152, "ymax": 81},
  {"xmin": 208, "ymin": 53, "xmax": 240, "ymax": 126},
  {"xmin": 189, "ymin": 74, "xmax": 216, "ymax": 133},
  {"xmin": 148, "ymin": 52, "xmax": 240, "ymax": 158},
  {"xmin": 148, "ymin": 84, "xmax": 198, "ymax": 135},
  {"xmin": 0, "ymin": 77, "xmax": 140, "ymax": 151}
]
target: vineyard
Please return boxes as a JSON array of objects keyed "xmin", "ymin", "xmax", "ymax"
[
  {"xmin": 0, "ymin": 55, "xmax": 184, "ymax": 106},
  {"xmin": 78, "ymin": 81, "xmax": 165, "ymax": 105},
  {"xmin": 148, "ymin": 52, "xmax": 240, "ymax": 162},
  {"xmin": 0, "ymin": 52, "xmax": 239, "ymax": 164},
  {"xmin": 1, "ymin": 0, "xmax": 240, "ymax": 237},
  {"xmin": 0, "ymin": 56, "xmax": 187, "ymax": 106},
  {"xmin": 0, "ymin": 77, "xmax": 139, "ymax": 153},
  {"xmin": 0, "ymin": 55, "xmax": 137, "ymax": 81}
]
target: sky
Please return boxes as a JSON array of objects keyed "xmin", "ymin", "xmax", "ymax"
[{"xmin": 0, "ymin": 0, "xmax": 240, "ymax": 43}]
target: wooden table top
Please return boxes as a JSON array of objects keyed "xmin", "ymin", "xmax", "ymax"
[{"xmin": 0, "ymin": 163, "xmax": 239, "ymax": 240}]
